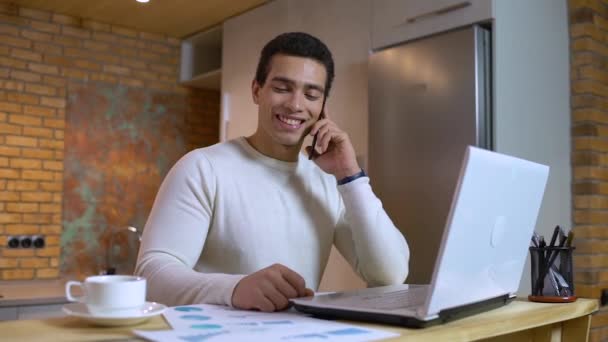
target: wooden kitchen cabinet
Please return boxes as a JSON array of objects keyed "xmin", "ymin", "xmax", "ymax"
[{"xmin": 371, "ymin": 0, "xmax": 493, "ymax": 50}]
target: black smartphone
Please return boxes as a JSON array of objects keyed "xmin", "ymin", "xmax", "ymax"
[{"xmin": 309, "ymin": 108, "xmax": 325, "ymax": 160}]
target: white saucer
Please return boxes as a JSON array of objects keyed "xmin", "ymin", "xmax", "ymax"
[{"xmin": 62, "ymin": 302, "xmax": 166, "ymax": 326}]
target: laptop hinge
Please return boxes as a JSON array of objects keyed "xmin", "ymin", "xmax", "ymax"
[{"xmin": 437, "ymin": 294, "xmax": 513, "ymax": 323}]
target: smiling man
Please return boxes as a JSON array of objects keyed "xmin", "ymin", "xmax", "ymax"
[{"xmin": 135, "ymin": 32, "xmax": 409, "ymax": 312}]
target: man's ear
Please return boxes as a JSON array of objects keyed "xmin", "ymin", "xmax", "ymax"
[{"xmin": 251, "ymin": 79, "xmax": 261, "ymax": 105}]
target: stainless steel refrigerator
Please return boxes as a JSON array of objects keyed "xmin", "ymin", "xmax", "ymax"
[{"xmin": 368, "ymin": 25, "xmax": 492, "ymax": 285}]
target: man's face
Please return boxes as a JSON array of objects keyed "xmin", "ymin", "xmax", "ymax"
[{"xmin": 252, "ymin": 54, "xmax": 326, "ymax": 147}]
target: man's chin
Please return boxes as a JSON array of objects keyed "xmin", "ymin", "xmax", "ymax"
[{"xmin": 273, "ymin": 134, "xmax": 304, "ymax": 148}]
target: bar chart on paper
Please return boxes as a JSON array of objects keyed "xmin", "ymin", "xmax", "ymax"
[{"xmin": 134, "ymin": 303, "xmax": 398, "ymax": 341}]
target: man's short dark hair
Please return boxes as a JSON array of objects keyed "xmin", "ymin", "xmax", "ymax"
[{"xmin": 255, "ymin": 32, "xmax": 335, "ymax": 98}]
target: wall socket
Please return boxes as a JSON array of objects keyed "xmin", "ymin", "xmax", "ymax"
[{"xmin": 7, "ymin": 235, "xmax": 45, "ymax": 249}]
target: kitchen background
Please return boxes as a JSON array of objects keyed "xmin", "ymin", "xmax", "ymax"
[{"xmin": 0, "ymin": 0, "xmax": 606, "ymax": 339}]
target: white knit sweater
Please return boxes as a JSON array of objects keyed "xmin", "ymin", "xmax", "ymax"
[{"xmin": 135, "ymin": 137, "xmax": 409, "ymax": 307}]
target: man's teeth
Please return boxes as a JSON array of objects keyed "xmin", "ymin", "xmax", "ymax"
[{"xmin": 278, "ymin": 116, "xmax": 302, "ymax": 126}]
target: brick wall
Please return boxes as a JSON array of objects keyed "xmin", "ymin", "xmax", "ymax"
[
  {"xmin": 570, "ymin": 0, "xmax": 608, "ymax": 340},
  {"xmin": 0, "ymin": 4, "xmax": 219, "ymax": 280}
]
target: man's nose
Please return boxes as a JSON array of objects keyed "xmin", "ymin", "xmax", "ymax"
[{"xmin": 285, "ymin": 92, "xmax": 303, "ymax": 112}]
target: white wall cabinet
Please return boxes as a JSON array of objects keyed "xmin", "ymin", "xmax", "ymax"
[
  {"xmin": 371, "ymin": 0, "xmax": 493, "ymax": 50},
  {"xmin": 180, "ymin": 25, "xmax": 222, "ymax": 90}
]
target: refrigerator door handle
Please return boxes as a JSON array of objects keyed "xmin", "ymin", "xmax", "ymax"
[{"xmin": 401, "ymin": 1, "xmax": 472, "ymax": 25}]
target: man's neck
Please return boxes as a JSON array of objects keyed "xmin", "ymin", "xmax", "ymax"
[{"xmin": 246, "ymin": 133, "xmax": 302, "ymax": 162}]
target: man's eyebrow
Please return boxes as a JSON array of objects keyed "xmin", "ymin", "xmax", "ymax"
[{"xmin": 271, "ymin": 76, "xmax": 325, "ymax": 93}]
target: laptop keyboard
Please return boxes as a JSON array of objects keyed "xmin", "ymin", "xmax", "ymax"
[{"xmin": 325, "ymin": 286, "xmax": 428, "ymax": 310}]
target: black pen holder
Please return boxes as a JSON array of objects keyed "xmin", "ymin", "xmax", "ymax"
[{"xmin": 528, "ymin": 246, "xmax": 576, "ymax": 303}]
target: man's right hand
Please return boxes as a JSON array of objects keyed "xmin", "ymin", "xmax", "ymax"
[{"xmin": 231, "ymin": 264, "xmax": 314, "ymax": 312}]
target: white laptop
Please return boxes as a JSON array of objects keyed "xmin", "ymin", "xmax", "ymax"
[{"xmin": 291, "ymin": 146, "xmax": 549, "ymax": 328}]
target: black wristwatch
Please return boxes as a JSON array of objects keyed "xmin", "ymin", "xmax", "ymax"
[{"xmin": 337, "ymin": 169, "xmax": 367, "ymax": 186}]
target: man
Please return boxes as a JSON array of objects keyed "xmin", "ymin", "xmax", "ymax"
[{"xmin": 135, "ymin": 32, "xmax": 409, "ymax": 312}]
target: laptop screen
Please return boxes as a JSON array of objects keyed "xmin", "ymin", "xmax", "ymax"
[{"xmin": 424, "ymin": 146, "xmax": 549, "ymax": 316}]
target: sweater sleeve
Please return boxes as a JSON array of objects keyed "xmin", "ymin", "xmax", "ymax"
[
  {"xmin": 134, "ymin": 151, "xmax": 245, "ymax": 307},
  {"xmin": 333, "ymin": 177, "xmax": 410, "ymax": 286}
]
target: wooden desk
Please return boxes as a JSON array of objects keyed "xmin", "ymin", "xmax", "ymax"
[{"xmin": 0, "ymin": 298, "xmax": 597, "ymax": 341}]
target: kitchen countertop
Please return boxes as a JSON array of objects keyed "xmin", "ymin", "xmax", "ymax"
[{"xmin": 0, "ymin": 280, "xmax": 70, "ymax": 307}]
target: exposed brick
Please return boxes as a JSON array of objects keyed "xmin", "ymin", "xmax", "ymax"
[
  {"xmin": 103, "ymin": 64, "xmax": 130, "ymax": 76},
  {"xmin": 0, "ymin": 101, "xmax": 21, "ymax": 113},
  {"xmin": 29, "ymin": 20, "xmax": 60, "ymax": 34},
  {"xmin": 82, "ymin": 19, "xmax": 110, "ymax": 32},
  {"xmin": 0, "ymin": 146, "xmax": 20, "ymax": 157},
  {"xmin": 6, "ymin": 203, "xmax": 38, "ymax": 213},
  {"xmin": 0, "ymin": 80, "xmax": 25, "ymax": 91},
  {"xmin": 36, "ymin": 268, "xmax": 59, "ymax": 279},
  {"xmin": 5, "ymin": 224, "xmax": 39, "ymax": 235},
  {"xmin": 90, "ymin": 73, "xmax": 118, "ymax": 84},
  {"xmin": 570, "ymin": 7, "xmax": 595, "ymax": 24},
  {"xmin": 54, "ymin": 129, "xmax": 64, "ymax": 139},
  {"xmin": 40, "ymin": 203, "xmax": 61, "ymax": 213},
  {"xmin": 28, "ymin": 63, "xmax": 59, "ymax": 75},
  {"xmin": 6, "ymin": 135, "xmax": 37, "ymax": 147},
  {"xmin": 52, "ymin": 35, "xmax": 80, "ymax": 48},
  {"xmin": 10, "ymin": 48, "xmax": 41, "ymax": 62},
  {"xmin": 149, "ymin": 63, "xmax": 175, "ymax": 75},
  {"xmin": 139, "ymin": 50, "xmax": 163, "ymax": 62},
  {"xmin": 0, "ymin": 122, "xmax": 21, "ymax": 134},
  {"xmin": 1, "ymin": 269, "xmax": 34, "ymax": 280},
  {"xmin": 20, "ymin": 258, "xmax": 49, "ymax": 268},
  {"xmin": 7, "ymin": 180, "xmax": 37, "ymax": 191},
  {"xmin": 573, "ymin": 37, "xmax": 608, "ymax": 56},
  {"xmin": 121, "ymin": 59, "xmax": 147, "ymax": 70},
  {"xmin": 167, "ymin": 37, "xmax": 180, "ymax": 46},
  {"xmin": 18, "ymin": 7, "xmax": 50, "ymax": 21},
  {"xmin": 0, "ymin": 157, "xmax": 7, "ymax": 167},
  {"xmin": 43, "ymin": 160, "xmax": 62, "ymax": 171},
  {"xmin": 22, "ymin": 170, "xmax": 53, "ymax": 181},
  {"xmin": 20, "ymin": 29, "xmax": 52, "ymax": 43},
  {"xmin": 45, "ymin": 235, "xmax": 60, "ymax": 246},
  {"xmin": 39, "ymin": 182, "xmax": 62, "ymax": 191},
  {"xmin": 9, "ymin": 158, "xmax": 41, "ymax": 169},
  {"xmin": 49, "ymin": 258, "xmax": 59, "ymax": 267},
  {"xmin": 139, "ymin": 31, "xmax": 166, "ymax": 43},
  {"xmin": 7, "ymin": 92, "xmax": 39, "ymax": 105},
  {"xmin": 0, "ymin": 259, "xmax": 18, "ymax": 268},
  {"xmin": 62, "ymin": 26, "xmax": 90, "ymax": 39},
  {"xmin": 111, "ymin": 25, "xmax": 137, "ymax": 38},
  {"xmin": 23, "ymin": 105, "xmax": 56, "ymax": 117},
  {"xmin": 21, "ymin": 148, "xmax": 53, "ymax": 159},
  {"xmin": 0, "ymin": 56, "xmax": 27, "ymax": 69},
  {"xmin": 36, "ymin": 246, "xmax": 60, "ymax": 257},
  {"xmin": 25, "ymin": 83, "xmax": 56, "ymax": 96},
  {"xmin": 9, "ymin": 114, "xmax": 41, "ymax": 127},
  {"xmin": 61, "ymin": 68, "xmax": 89, "ymax": 81},
  {"xmin": 0, "ymin": 213, "xmax": 21, "ymax": 223},
  {"xmin": 23, "ymin": 213, "xmax": 52, "ymax": 224},
  {"xmin": 54, "ymin": 150, "xmax": 63, "ymax": 159},
  {"xmin": 580, "ymin": 65, "xmax": 608, "ymax": 83},
  {"xmin": 0, "ymin": 14, "xmax": 27, "ymax": 27},
  {"xmin": 52, "ymin": 13, "xmax": 81, "ymax": 26},
  {"xmin": 40, "ymin": 96, "xmax": 66, "ymax": 109},
  {"xmin": 74, "ymin": 59, "xmax": 101, "ymax": 71},
  {"xmin": 40, "ymin": 225, "xmax": 61, "ymax": 235},
  {"xmin": 83, "ymin": 39, "xmax": 110, "ymax": 52},
  {"xmin": 0, "ymin": 23, "xmax": 18, "ymax": 36},
  {"xmin": 23, "ymin": 126, "xmax": 53, "ymax": 138},
  {"xmin": 92, "ymin": 31, "xmax": 117, "ymax": 44},
  {"xmin": 11, "ymin": 70, "xmax": 41, "ymax": 83},
  {"xmin": 3, "ymin": 249, "xmax": 34, "ymax": 258},
  {"xmin": 120, "ymin": 78, "xmax": 144, "ymax": 87},
  {"xmin": 21, "ymin": 191, "xmax": 52, "ymax": 202},
  {"xmin": 43, "ymin": 118, "xmax": 64, "ymax": 129},
  {"xmin": 44, "ymin": 55, "xmax": 73, "ymax": 68},
  {"xmin": 42, "ymin": 76, "xmax": 66, "ymax": 88},
  {"xmin": 0, "ymin": 168, "xmax": 19, "ymax": 179},
  {"xmin": 0, "ymin": 34, "xmax": 31, "ymax": 48},
  {"xmin": 38, "ymin": 138, "xmax": 63, "ymax": 150}
]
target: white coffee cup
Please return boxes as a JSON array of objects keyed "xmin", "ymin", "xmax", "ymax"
[{"xmin": 65, "ymin": 275, "xmax": 146, "ymax": 316}]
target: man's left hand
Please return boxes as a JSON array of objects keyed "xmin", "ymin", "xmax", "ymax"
[{"xmin": 306, "ymin": 111, "xmax": 361, "ymax": 180}]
